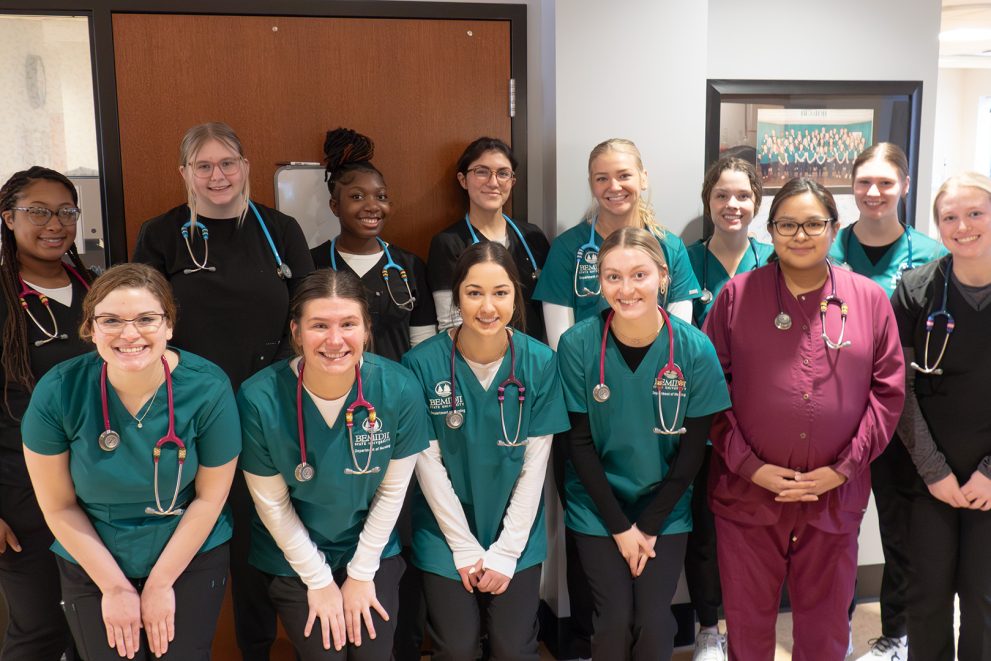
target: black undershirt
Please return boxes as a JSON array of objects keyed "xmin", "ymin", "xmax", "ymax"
[{"xmin": 861, "ymin": 239, "xmax": 898, "ymax": 266}]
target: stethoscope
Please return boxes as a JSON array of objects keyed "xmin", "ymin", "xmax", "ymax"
[
  {"xmin": 910, "ymin": 257, "xmax": 955, "ymax": 375},
  {"xmin": 98, "ymin": 355, "xmax": 187, "ymax": 517},
  {"xmin": 841, "ymin": 222, "xmax": 915, "ymax": 274},
  {"xmin": 464, "ymin": 213, "xmax": 540, "ymax": 281},
  {"xmin": 573, "ymin": 219, "xmax": 602, "ymax": 298},
  {"xmin": 329, "ymin": 236, "xmax": 415, "ymax": 311},
  {"xmin": 592, "ymin": 305, "xmax": 686, "ymax": 435},
  {"xmin": 699, "ymin": 237, "xmax": 762, "ymax": 305},
  {"xmin": 17, "ymin": 263, "xmax": 89, "ymax": 346},
  {"xmin": 181, "ymin": 201, "xmax": 292, "ymax": 279},
  {"xmin": 444, "ymin": 327, "xmax": 527, "ymax": 447},
  {"xmin": 294, "ymin": 361, "xmax": 380, "ymax": 482},
  {"xmin": 773, "ymin": 261, "xmax": 851, "ymax": 350}
]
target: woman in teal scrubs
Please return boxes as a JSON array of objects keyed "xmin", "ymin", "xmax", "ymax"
[
  {"xmin": 403, "ymin": 242, "xmax": 569, "ymax": 660},
  {"xmin": 533, "ymin": 138, "xmax": 701, "ymax": 350},
  {"xmin": 238, "ymin": 269, "xmax": 430, "ymax": 660},
  {"xmin": 558, "ymin": 227, "xmax": 730, "ymax": 661},
  {"xmin": 22, "ymin": 263, "xmax": 240, "ymax": 661}
]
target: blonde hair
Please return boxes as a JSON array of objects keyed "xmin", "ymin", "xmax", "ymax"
[
  {"xmin": 933, "ymin": 172, "xmax": 991, "ymax": 224},
  {"xmin": 179, "ymin": 122, "xmax": 250, "ymax": 226},
  {"xmin": 598, "ymin": 226, "xmax": 670, "ymax": 294},
  {"xmin": 585, "ymin": 138, "xmax": 666, "ymax": 239}
]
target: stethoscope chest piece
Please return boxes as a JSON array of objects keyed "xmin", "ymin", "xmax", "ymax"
[
  {"xmin": 445, "ymin": 410, "xmax": 464, "ymax": 430},
  {"xmin": 98, "ymin": 429, "xmax": 121, "ymax": 452},
  {"xmin": 699, "ymin": 288, "xmax": 713, "ymax": 305},
  {"xmin": 294, "ymin": 461, "xmax": 315, "ymax": 482},
  {"xmin": 592, "ymin": 383, "xmax": 611, "ymax": 403},
  {"xmin": 774, "ymin": 312, "xmax": 793, "ymax": 331},
  {"xmin": 278, "ymin": 263, "xmax": 293, "ymax": 280}
]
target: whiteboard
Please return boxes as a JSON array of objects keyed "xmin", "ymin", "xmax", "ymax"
[{"xmin": 274, "ymin": 164, "xmax": 339, "ymax": 249}]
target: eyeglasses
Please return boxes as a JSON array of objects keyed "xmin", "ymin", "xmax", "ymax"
[
  {"xmin": 466, "ymin": 166, "xmax": 515, "ymax": 183},
  {"xmin": 187, "ymin": 158, "xmax": 242, "ymax": 179},
  {"xmin": 771, "ymin": 218, "xmax": 834, "ymax": 237},
  {"xmin": 94, "ymin": 313, "xmax": 167, "ymax": 334},
  {"xmin": 11, "ymin": 206, "xmax": 81, "ymax": 227}
]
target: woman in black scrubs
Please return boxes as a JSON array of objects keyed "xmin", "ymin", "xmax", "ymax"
[
  {"xmin": 0, "ymin": 166, "xmax": 92, "ymax": 661},
  {"xmin": 310, "ymin": 127, "xmax": 436, "ymax": 362},
  {"xmin": 427, "ymin": 137, "xmax": 549, "ymax": 341},
  {"xmin": 132, "ymin": 121, "xmax": 314, "ymax": 660}
]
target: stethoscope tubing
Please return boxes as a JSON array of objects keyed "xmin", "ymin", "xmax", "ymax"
[
  {"xmin": 464, "ymin": 213, "xmax": 540, "ymax": 281},
  {"xmin": 910, "ymin": 257, "xmax": 955, "ymax": 375},
  {"xmin": 180, "ymin": 201, "xmax": 291, "ymax": 279},
  {"xmin": 329, "ymin": 236, "xmax": 415, "ymax": 311},
  {"xmin": 17, "ymin": 262, "xmax": 90, "ymax": 346}
]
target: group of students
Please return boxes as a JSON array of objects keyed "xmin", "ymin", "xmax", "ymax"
[{"xmin": 0, "ymin": 120, "xmax": 987, "ymax": 661}]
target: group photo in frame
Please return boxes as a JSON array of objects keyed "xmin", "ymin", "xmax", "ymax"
[{"xmin": 704, "ymin": 80, "xmax": 922, "ymax": 242}]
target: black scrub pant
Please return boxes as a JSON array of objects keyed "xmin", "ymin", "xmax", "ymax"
[
  {"xmin": 229, "ymin": 471, "xmax": 282, "ymax": 660},
  {"xmin": 0, "ymin": 483, "xmax": 76, "ymax": 661},
  {"xmin": 421, "ymin": 564, "xmax": 542, "ymax": 661},
  {"xmin": 573, "ymin": 530, "xmax": 688, "ymax": 661},
  {"xmin": 685, "ymin": 445, "xmax": 721, "ymax": 628},
  {"xmin": 392, "ymin": 490, "xmax": 425, "ymax": 661},
  {"xmin": 58, "ymin": 543, "xmax": 229, "ymax": 661},
  {"xmin": 266, "ymin": 555, "xmax": 404, "ymax": 661},
  {"xmin": 907, "ymin": 493, "xmax": 991, "ymax": 661}
]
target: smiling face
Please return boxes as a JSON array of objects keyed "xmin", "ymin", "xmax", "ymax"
[
  {"xmin": 589, "ymin": 149, "xmax": 647, "ymax": 222},
  {"xmin": 708, "ymin": 169, "xmax": 756, "ymax": 236},
  {"xmin": 91, "ymin": 287, "xmax": 173, "ymax": 373},
  {"xmin": 936, "ymin": 185, "xmax": 991, "ymax": 263},
  {"xmin": 456, "ymin": 261, "xmax": 516, "ymax": 339},
  {"xmin": 853, "ymin": 156, "xmax": 908, "ymax": 223},
  {"xmin": 770, "ymin": 192, "xmax": 838, "ymax": 273},
  {"xmin": 291, "ymin": 296, "xmax": 368, "ymax": 378},
  {"xmin": 2, "ymin": 179, "xmax": 78, "ymax": 268},
  {"xmin": 599, "ymin": 246, "xmax": 667, "ymax": 321},
  {"xmin": 458, "ymin": 149, "xmax": 515, "ymax": 215},
  {"xmin": 181, "ymin": 138, "xmax": 248, "ymax": 218},
  {"xmin": 331, "ymin": 170, "xmax": 390, "ymax": 242}
]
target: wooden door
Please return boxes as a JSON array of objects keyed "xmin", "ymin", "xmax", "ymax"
[{"xmin": 112, "ymin": 13, "xmax": 512, "ymax": 260}]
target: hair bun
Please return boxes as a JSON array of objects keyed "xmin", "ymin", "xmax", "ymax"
[{"xmin": 323, "ymin": 128, "xmax": 375, "ymax": 179}]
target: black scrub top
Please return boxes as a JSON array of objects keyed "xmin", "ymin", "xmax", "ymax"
[
  {"xmin": 311, "ymin": 241, "xmax": 436, "ymax": 362},
  {"xmin": 427, "ymin": 218, "xmax": 549, "ymax": 342},
  {"xmin": 133, "ymin": 202, "xmax": 314, "ymax": 390}
]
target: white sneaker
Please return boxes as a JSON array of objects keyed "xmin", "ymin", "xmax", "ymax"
[
  {"xmin": 692, "ymin": 631, "xmax": 727, "ymax": 661},
  {"xmin": 855, "ymin": 636, "xmax": 908, "ymax": 660}
]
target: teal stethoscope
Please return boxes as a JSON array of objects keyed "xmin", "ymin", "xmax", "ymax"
[
  {"xmin": 909, "ymin": 257, "xmax": 955, "ymax": 375},
  {"xmin": 329, "ymin": 236, "xmax": 415, "ymax": 311},
  {"xmin": 840, "ymin": 222, "xmax": 915, "ymax": 276},
  {"xmin": 699, "ymin": 236, "xmax": 762, "ymax": 305},
  {"xmin": 181, "ymin": 201, "xmax": 293, "ymax": 279},
  {"xmin": 464, "ymin": 213, "xmax": 540, "ymax": 281},
  {"xmin": 573, "ymin": 217, "xmax": 669, "ymax": 303}
]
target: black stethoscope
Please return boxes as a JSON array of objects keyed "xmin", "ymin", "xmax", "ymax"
[
  {"xmin": 592, "ymin": 305, "xmax": 687, "ymax": 435},
  {"xmin": 909, "ymin": 257, "xmax": 955, "ymax": 375},
  {"xmin": 98, "ymin": 355, "xmax": 187, "ymax": 517},
  {"xmin": 294, "ymin": 360, "xmax": 379, "ymax": 482},
  {"xmin": 699, "ymin": 237, "xmax": 762, "ymax": 305},
  {"xmin": 444, "ymin": 327, "xmax": 527, "ymax": 447},
  {"xmin": 840, "ymin": 222, "xmax": 915, "ymax": 274},
  {"xmin": 329, "ymin": 236, "xmax": 415, "ymax": 311},
  {"xmin": 181, "ymin": 201, "xmax": 293, "ymax": 279},
  {"xmin": 464, "ymin": 213, "xmax": 540, "ymax": 281},
  {"xmin": 773, "ymin": 261, "xmax": 851, "ymax": 350},
  {"xmin": 17, "ymin": 263, "xmax": 89, "ymax": 346}
]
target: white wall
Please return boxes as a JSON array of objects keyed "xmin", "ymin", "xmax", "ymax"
[
  {"xmin": 934, "ymin": 66, "xmax": 991, "ymax": 185},
  {"xmin": 708, "ymin": 0, "xmax": 943, "ymax": 237}
]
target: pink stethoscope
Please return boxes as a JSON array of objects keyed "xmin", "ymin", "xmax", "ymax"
[
  {"xmin": 17, "ymin": 263, "xmax": 89, "ymax": 346},
  {"xmin": 294, "ymin": 361, "xmax": 379, "ymax": 482},
  {"xmin": 98, "ymin": 355, "xmax": 187, "ymax": 517},
  {"xmin": 592, "ymin": 305, "xmax": 687, "ymax": 435}
]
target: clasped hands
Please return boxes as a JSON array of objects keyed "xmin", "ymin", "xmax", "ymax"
[{"xmin": 752, "ymin": 464, "xmax": 847, "ymax": 502}]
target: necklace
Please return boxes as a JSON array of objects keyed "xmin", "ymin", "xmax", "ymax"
[
  {"xmin": 611, "ymin": 321, "xmax": 662, "ymax": 347},
  {"xmin": 131, "ymin": 383, "xmax": 161, "ymax": 429},
  {"xmin": 455, "ymin": 329, "xmax": 509, "ymax": 364}
]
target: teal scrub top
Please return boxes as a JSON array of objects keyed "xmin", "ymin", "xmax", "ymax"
[
  {"xmin": 238, "ymin": 354, "xmax": 430, "ymax": 576},
  {"xmin": 533, "ymin": 220, "xmax": 701, "ymax": 322},
  {"xmin": 401, "ymin": 331, "xmax": 570, "ymax": 580},
  {"xmin": 557, "ymin": 315, "xmax": 730, "ymax": 537},
  {"xmin": 687, "ymin": 238, "xmax": 774, "ymax": 326},
  {"xmin": 22, "ymin": 349, "xmax": 240, "ymax": 578},
  {"xmin": 830, "ymin": 224, "xmax": 947, "ymax": 297}
]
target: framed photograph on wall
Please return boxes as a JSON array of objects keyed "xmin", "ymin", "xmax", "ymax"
[{"xmin": 704, "ymin": 79, "xmax": 922, "ymax": 240}]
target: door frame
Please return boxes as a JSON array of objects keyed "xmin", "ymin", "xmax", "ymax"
[{"xmin": 0, "ymin": 1, "xmax": 528, "ymax": 264}]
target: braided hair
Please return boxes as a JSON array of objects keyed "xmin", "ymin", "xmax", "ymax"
[
  {"xmin": 323, "ymin": 128, "xmax": 384, "ymax": 199},
  {"xmin": 0, "ymin": 166, "xmax": 94, "ymax": 416}
]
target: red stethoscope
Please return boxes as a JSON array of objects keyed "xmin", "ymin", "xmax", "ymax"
[
  {"xmin": 98, "ymin": 355, "xmax": 187, "ymax": 517},
  {"xmin": 592, "ymin": 305, "xmax": 687, "ymax": 435},
  {"xmin": 294, "ymin": 361, "xmax": 379, "ymax": 482},
  {"xmin": 17, "ymin": 263, "xmax": 89, "ymax": 346},
  {"xmin": 444, "ymin": 327, "xmax": 527, "ymax": 447}
]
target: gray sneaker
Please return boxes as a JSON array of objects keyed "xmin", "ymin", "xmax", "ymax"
[{"xmin": 692, "ymin": 631, "xmax": 727, "ymax": 661}]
